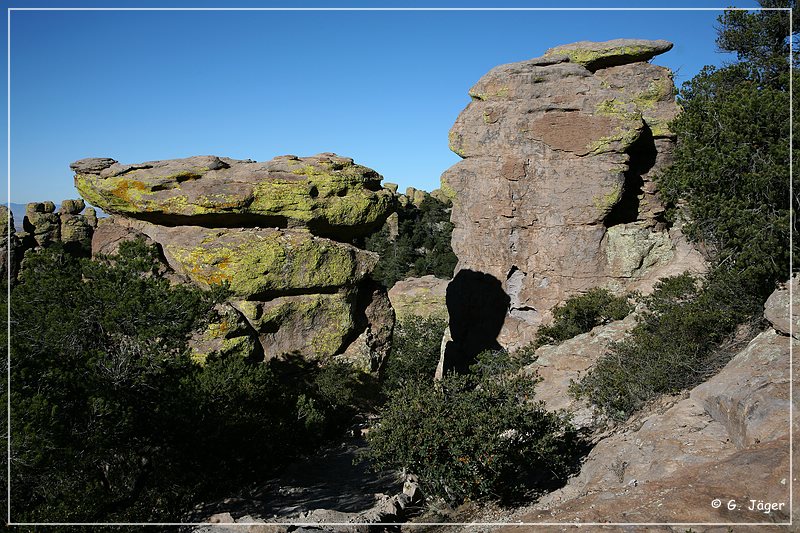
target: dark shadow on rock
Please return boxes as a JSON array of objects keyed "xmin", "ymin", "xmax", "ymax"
[
  {"xmin": 604, "ymin": 123, "xmax": 657, "ymax": 227},
  {"xmin": 441, "ymin": 269, "xmax": 510, "ymax": 375}
]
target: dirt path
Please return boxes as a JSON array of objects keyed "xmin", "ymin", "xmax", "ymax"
[{"xmin": 191, "ymin": 435, "xmax": 403, "ymax": 522}]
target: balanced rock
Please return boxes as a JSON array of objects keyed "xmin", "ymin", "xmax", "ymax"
[
  {"xmin": 82, "ymin": 153, "xmax": 395, "ymax": 366},
  {"xmin": 543, "ymin": 38, "xmax": 674, "ymax": 70},
  {"xmin": 442, "ymin": 39, "xmax": 705, "ymax": 351},
  {"xmin": 73, "ymin": 153, "xmax": 394, "ymax": 240}
]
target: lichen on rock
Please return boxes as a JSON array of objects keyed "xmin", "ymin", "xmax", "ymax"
[
  {"xmin": 75, "ymin": 152, "xmax": 394, "ymax": 366},
  {"xmin": 72, "ymin": 153, "xmax": 394, "ymax": 240}
]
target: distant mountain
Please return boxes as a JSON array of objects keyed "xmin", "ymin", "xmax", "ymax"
[{"xmin": 8, "ymin": 202, "xmax": 106, "ymax": 231}]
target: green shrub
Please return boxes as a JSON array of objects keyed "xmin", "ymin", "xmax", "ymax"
[
  {"xmin": 365, "ymin": 355, "xmax": 579, "ymax": 504},
  {"xmin": 380, "ymin": 314, "xmax": 448, "ymax": 396},
  {"xmin": 571, "ymin": 272, "xmax": 761, "ymax": 420},
  {"xmin": 366, "ymin": 196, "xmax": 457, "ymax": 287},
  {"xmin": 10, "ymin": 241, "xmax": 367, "ymax": 523},
  {"xmin": 535, "ymin": 288, "xmax": 632, "ymax": 347}
]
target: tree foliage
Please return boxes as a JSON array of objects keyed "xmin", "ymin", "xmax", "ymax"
[
  {"xmin": 534, "ymin": 288, "xmax": 632, "ymax": 348},
  {"xmin": 380, "ymin": 315, "xmax": 448, "ymax": 397},
  {"xmin": 657, "ymin": 0, "xmax": 797, "ymax": 296},
  {"xmin": 366, "ymin": 352, "xmax": 580, "ymax": 504},
  {"xmin": 366, "ymin": 196, "xmax": 457, "ymax": 287},
  {"xmin": 10, "ymin": 241, "xmax": 366, "ymax": 523}
]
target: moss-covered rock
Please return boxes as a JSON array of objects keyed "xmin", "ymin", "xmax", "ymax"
[
  {"xmin": 233, "ymin": 292, "xmax": 354, "ymax": 361},
  {"xmin": 544, "ymin": 39, "xmax": 673, "ymax": 71},
  {"xmin": 154, "ymin": 226, "xmax": 378, "ymax": 299},
  {"xmin": 72, "ymin": 153, "xmax": 395, "ymax": 239}
]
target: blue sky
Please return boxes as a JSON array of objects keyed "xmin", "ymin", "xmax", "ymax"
[{"xmin": 5, "ymin": 0, "xmax": 761, "ymax": 204}]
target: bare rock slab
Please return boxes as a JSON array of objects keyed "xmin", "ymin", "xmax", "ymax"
[{"xmin": 544, "ymin": 38, "xmax": 674, "ymax": 70}]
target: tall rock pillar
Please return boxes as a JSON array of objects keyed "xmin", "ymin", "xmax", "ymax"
[{"xmin": 441, "ymin": 39, "xmax": 706, "ymax": 356}]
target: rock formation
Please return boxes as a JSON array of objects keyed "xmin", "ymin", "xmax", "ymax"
[
  {"xmin": 0, "ymin": 200, "xmax": 98, "ymax": 282},
  {"xmin": 387, "ymin": 275, "xmax": 448, "ymax": 321},
  {"xmin": 441, "ymin": 39, "xmax": 706, "ymax": 354},
  {"xmin": 73, "ymin": 153, "xmax": 396, "ymax": 369},
  {"xmin": 488, "ymin": 279, "xmax": 795, "ymax": 527}
]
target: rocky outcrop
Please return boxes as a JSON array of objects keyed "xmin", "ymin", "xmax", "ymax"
[
  {"xmin": 387, "ymin": 275, "xmax": 448, "ymax": 321},
  {"xmin": 75, "ymin": 154, "xmax": 396, "ymax": 368},
  {"xmin": 0, "ymin": 200, "xmax": 98, "ymax": 283},
  {"xmin": 72, "ymin": 153, "xmax": 394, "ymax": 240},
  {"xmin": 487, "ymin": 282, "xmax": 794, "ymax": 528},
  {"xmin": 441, "ymin": 39, "xmax": 706, "ymax": 352},
  {"xmin": 520, "ymin": 313, "xmax": 638, "ymax": 435}
]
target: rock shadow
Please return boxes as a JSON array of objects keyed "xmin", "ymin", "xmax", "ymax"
[
  {"xmin": 441, "ymin": 269, "xmax": 510, "ymax": 375},
  {"xmin": 604, "ymin": 123, "xmax": 658, "ymax": 227}
]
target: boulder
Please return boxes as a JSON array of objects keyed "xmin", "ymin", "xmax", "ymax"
[
  {"xmin": 91, "ymin": 213, "xmax": 387, "ymax": 364},
  {"xmin": 520, "ymin": 313, "xmax": 637, "ymax": 433},
  {"xmin": 387, "ymin": 275, "xmax": 448, "ymax": 321},
  {"xmin": 764, "ymin": 275, "xmax": 797, "ymax": 338},
  {"xmin": 73, "ymin": 151, "xmax": 397, "ymax": 364},
  {"xmin": 91, "ymin": 216, "xmax": 155, "ymax": 257},
  {"xmin": 189, "ymin": 303, "xmax": 259, "ymax": 364},
  {"xmin": 691, "ymin": 329, "xmax": 790, "ymax": 449},
  {"xmin": 441, "ymin": 39, "xmax": 705, "ymax": 350},
  {"xmin": 233, "ymin": 292, "xmax": 355, "ymax": 361},
  {"xmin": 24, "ymin": 202, "xmax": 60, "ymax": 247},
  {"xmin": 73, "ymin": 153, "xmax": 395, "ymax": 240},
  {"xmin": 58, "ymin": 199, "xmax": 95, "ymax": 255}
]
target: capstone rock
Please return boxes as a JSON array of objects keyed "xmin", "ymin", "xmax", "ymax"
[{"xmin": 73, "ymin": 153, "xmax": 394, "ymax": 240}]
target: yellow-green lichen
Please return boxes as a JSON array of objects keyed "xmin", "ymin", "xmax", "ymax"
[
  {"xmin": 448, "ymin": 131, "xmax": 467, "ymax": 157},
  {"xmin": 166, "ymin": 231, "xmax": 373, "ymax": 298},
  {"xmin": 592, "ymin": 184, "xmax": 624, "ymax": 213},
  {"xmin": 468, "ymin": 85, "xmax": 510, "ymax": 101},
  {"xmin": 632, "ymin": 79, "xmax": 673, "ymax": 110},
  {"xmin": 439, "ymin": 178, "xmax": 458, "ymax": 202},
  {"xmin": 250, "ymin": 293, "xmax": 354, "ymax": 359},
  {"xmin": 595, "ymin": 98, "xmax": 641, "ymax": 122},
  {"xmin": 587, "ymin": 101, "xmax": 644, "ymax": 155},
  {"xmin": 549, "ymin": 45, "xmax": 659, "ymax": 69}
]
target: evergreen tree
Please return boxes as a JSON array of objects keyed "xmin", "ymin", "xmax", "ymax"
[{"xmin": 657, "ymin": 0, "xmax": 797, "ymax": 296}]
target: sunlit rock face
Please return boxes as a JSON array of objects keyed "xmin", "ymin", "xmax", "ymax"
[
  {"xmin": 442, "ymin": 38, "xmax": 706, "ymax": 350},
  {"xmin": 74, "ymin": 153, "xmax": 396, "ymax": 369}
]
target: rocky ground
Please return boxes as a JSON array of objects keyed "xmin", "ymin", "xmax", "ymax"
[{"xmin": 408, "ymin": 278, "xmax": 797, "ymax": 532}]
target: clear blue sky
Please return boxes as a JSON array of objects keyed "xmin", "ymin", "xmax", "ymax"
[{"xmin": 5, "ymin": 0, "xmax": 760, "ymax": 204}]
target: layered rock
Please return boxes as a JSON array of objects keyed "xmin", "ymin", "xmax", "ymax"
[
  {"xmin": 72, "ymin": 153, "xmax": 393, "ymax": 240},
  {"xmin": 75, "ymin": 154, "xmax": 396, "ymax": 369},
  {"xmin": 441, "ymin": 39, "xmax": 706, "ymax": 352},
  {"xmin": 387, "ymin": 275, "xmax": 448, "ymax": 321}
]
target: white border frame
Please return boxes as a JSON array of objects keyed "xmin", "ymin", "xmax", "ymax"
[{"xmin": 4, "ymin": 5, "xmax": 794, "ymax": 528}]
